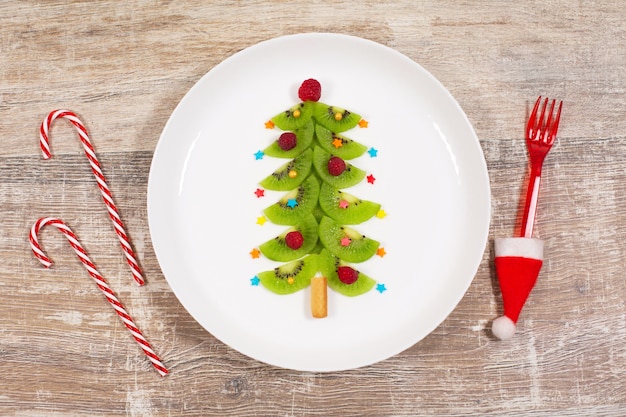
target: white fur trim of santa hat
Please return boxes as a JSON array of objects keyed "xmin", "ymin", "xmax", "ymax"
[{"xmin": 494, "ymin": 237, "xmax": 544, "ymax": 260}]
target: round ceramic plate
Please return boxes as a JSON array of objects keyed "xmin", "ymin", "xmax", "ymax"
[{"xmin": 148, "ymin": 33, "xmax": 490, "ymax": 372}]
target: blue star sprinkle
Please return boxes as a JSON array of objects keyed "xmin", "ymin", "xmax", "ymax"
[
  {"xmin": 376, "ymin": 283, "xmax": 387, "ymax": 293},
  {"xmin": 286, "ymin": 198, "xmax": 298, "ymax": 208},
  {"xmin": 254, "ymin": 150, "xmax": 264, "ymax": 160},
  {"xmin": 368, "ymin": 147, "xmax": 378, "ymax": 158},
  {"xmin": 250, "ymin": 276, "xmax": 260, "ymax": 286}
]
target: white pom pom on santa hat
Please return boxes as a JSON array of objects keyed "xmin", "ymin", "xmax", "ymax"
[
  {"xmin": 492, "ymin": 237, "xmax": 544, "ymax": 340},
  {"xmin": 492, "ymin": 315, "xmax": 517, "ymax": 340}
]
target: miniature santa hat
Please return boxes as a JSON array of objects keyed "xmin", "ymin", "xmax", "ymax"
[{"xmin": 492, "ymin": 237, "xmax": 544, "ymax": 340}]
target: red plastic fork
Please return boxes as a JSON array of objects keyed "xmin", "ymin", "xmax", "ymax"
[{"xmin": 519, "ymin": 96, "xmax": 563, "ymax": 238}]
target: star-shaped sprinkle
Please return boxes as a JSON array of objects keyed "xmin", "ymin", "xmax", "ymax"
[
  {"xmin": 256, "ymin": 216, "xmax": 267, "ymax": 226},
  {"xmin": 332, "ymin": 138, "xmax": 343, "ymax": 148},
  {"xmin": 286, "ymin": 198, "xmax": 298, "ymax": 208},
  {"xmin": 340, "ymin": 237, "xmax": 351, "ymax": 247},
  {"xmin": 254, "ymin": 150, "xmax": 264, "ymax": 160},
  {"xmin": 265, "ymin": 120, "xmax": 275, "ymax": 129},
  {"xmin": 376, "ymin": 247, "xmax": 387, "ymax": 257},
  {"xmin": 250, "ymin": 276, "xmax": 260, "ymax": 286},
  {"xmin": 249, "ymin": 248, "xmax": 260, "ymax": 259},
  {"xmin": 338, "ymin": 199, "xmax": 349, "ymax": 209},
  {"xmin": 254, "ymin": 188, "xmax": 265, "ymax": 198},
  {"xmin": 376, "ymin": 209, "xmax": 387, "ymax": 219},
  {"xmin": 367, "ymin": 174, "xmax": 376, "ymax": 184},
  {"xmin": 368, "ymin": 147, "xmax": 378, "ymax": 157},
  {"xmin": 376, "ymin": 283, "xmax": 387, "ymax": 293},
  {"xmin": 358, "ymin": 119, "xmax": 369, "ymax": 128}
]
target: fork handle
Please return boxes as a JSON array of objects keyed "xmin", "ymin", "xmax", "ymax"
[{"xmin": 520, "ymin": 167, "xmax": 542, "ymax": 238}]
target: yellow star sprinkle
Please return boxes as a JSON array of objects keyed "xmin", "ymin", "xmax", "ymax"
[
  {"xmin": 250, "ymin": 248, "xmax": 261, "ymax": 259},
  {"xmin": 376, "ymin": 209, "xmax": 387, "ymax": 219},
  {"xmin": 256, "ymin": 216, "xmax": 267, "ymax": 226},
  {"xmin": 358, "ymin": 119, "xmax": 369, "ymax": 128},
  {"xmin": 265, "ymin": 120, "xmax": 275, "ymax": 129},
  {"xmin": 377, "ymin": 247, "xmax": 387, "ymax": 258},
  {"xmin": 332, "ymin": 138, "xmax": 343, "ymax": 148}
]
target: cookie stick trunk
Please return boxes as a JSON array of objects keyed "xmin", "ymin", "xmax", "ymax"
[{"xmin": 311, "ymin": 275, "xmax": 328, "ymax": 318}]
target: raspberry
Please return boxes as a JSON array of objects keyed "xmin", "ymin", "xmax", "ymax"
[
  {"xmin": 327, "ymin": 156, "xmax": 346, "ymax": 176},
  {"xmin": 285, "ymin": 231, "xmax": 304, "ymax": 250},
  {"xmin": 298, "ymin": 79, "xmax": 322, "ymax": 102},
  {"xmin": 337, "ymin": 266, "xmax": 359, "ymax": 285},
  {"xmin": 278, "ymin": 132, "xmax": 297, "ymax": 151}
]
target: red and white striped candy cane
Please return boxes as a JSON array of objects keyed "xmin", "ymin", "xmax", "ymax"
[
  {"xmin": 40, "ymin": 110, "xmax": 145, "ymax": 286},
  {"xmin": 30, "ymin": 217, "xmax": 168, "ymax": 377}
]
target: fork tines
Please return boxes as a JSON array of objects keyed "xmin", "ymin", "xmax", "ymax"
[{"xmin": 527, "ymin": 96, "xmax": 563, "ymax": 145}]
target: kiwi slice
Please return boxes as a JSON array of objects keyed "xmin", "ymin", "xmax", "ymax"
[
  {"xmin": 311, "ymin": 202, "xmax": 326, "ymax": 223},
  {"xmin": 313, "ymin": 102, "xmax": 361, "ymax": 133},
  {"xmin": 259, "ymin": 214, "xmax": 318, "ymax": 262},
  {"xmin": 318, "ymin": 182, "xmax": 381, "ymax": 224},
  {"xmin": 258, "ymin": 254, "xmax": 319, "ymax": 295},
  {"xmin": 318, "ymin": 249, "xmax": 376, "ymax": 296},
  {"xmin": 271, "ymin": 102, "xmax": 314, "ymax": 131},
  {"xmin": 263, "ymin": 175, "xmax": 320, "ymax": 225},
  {"xmin": 314, "ymin": 124, "xmax": 367, "ymax": 160},
  {"xmin": 312, "ymin": 146, "xmax": 365, "ymax": 189},
  {"xmin": 311, "ymin": 239, "xmax": 325, "ymax": 255},
  {"xmin": 263, "ymin": 120, "xmax": 315, "ymax": 159},
  {"xmin": 259, "ymin": 148, "xmax": 313, "ymax": 191},
  {"xmin": 318, "ymin": 216, "xmax": 379, "ymax": 263}
]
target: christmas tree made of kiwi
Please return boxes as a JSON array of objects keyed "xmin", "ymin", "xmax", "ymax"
[{"xmin": 252, "ymin": 79, "xmax": 385, "ymax": 316}]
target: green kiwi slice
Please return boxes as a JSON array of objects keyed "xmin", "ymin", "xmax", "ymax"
[
  {"xmin": 313, "ymin": 102, "xmax": 361, "ymax": 133},
  {"xmin": 318, "ymin": 182, "xmax": 381, "ymax": 224},
  {"xmin": 312, "ymin": 146, "xmax": 365, "ymax": 189},
  {"xmin": 314, "ymin": 124, "xmax": 367, "ymax": 160},
  {"xmin": 271, "ymin": 102, "xmax": 314, "ymax": 131},
  {"xmin": 259, "ymin": 148, "xmax": 313, "ymax": 191},
  {"xmin": 318, "ymin": 216, "xmax": 379, "ymax": 263},
  {"xmin": 263, "ymin": 175, "xmax": 320, "ymax": 225},
  {"xmin": 259, "ymin": 214, "xmax": 318, "ymax": 262},
  {"xmin": 311, "ymin": 202, "xmax": 326, "ymax": 223},
  {"xmin": 318, "ymin": 249, "xmax": 376, "ymax": 296},
  {"xmin": 258, "ymin": 254, "xmax": 319, "ymax": 295},
  {"xmin": 263, "ymin": 120, "xmax": 314, "ymax": 159}
]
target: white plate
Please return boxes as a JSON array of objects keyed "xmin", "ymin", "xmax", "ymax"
[{"xmin": 148, "ymin": 33, "xmax": 490, "ymax": 372}]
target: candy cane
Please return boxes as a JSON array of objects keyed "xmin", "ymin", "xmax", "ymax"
[
  {"xmin": 30, "ymin": 217, "xmax": 168, "ymax": 376},
  {"xmin": 40, "ymin": 110, "xmax": 145, "ymax": 286}
]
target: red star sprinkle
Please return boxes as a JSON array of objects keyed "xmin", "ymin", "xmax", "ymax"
[
  {"xmin": 254, "ymin": 188, "xmax": 265, "ymax": 198},
  {"xmin": 367, "ymin": 174, "xmax": 376, "ymax": 184}
]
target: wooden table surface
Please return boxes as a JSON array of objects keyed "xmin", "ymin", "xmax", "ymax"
[{"xmin": 2, "ymin": 1, "xmax": 625, "ymax": 416}]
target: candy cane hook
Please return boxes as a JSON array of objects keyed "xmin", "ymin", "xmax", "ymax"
[
  {"xmin": 30, "ymin": 217, "xmax": 168, "ymax": 376},
  {"xmin": 40, "ymin": 110, "xmax": 145, "ymax": 286}
]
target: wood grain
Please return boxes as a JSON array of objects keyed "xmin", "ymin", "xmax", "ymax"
[{"xmin": 1, "ymin": 1, "xmax": 625, "ymax": 415}]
